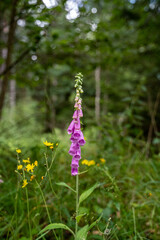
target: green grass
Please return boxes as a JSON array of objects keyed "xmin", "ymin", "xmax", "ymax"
[{"xmin": 0, "ymin": 107, "xmax": 160, "ymax": 239}]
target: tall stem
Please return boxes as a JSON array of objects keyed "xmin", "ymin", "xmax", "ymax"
[
  {"xmin": 75, "ymin": 174, "xmax": 79, "ymax": 237},
  {"xmin": 35, "ymin": 179, "xmax": 58, "ymax": 240},
  {"xmin": 22, "ymin": 168, "xmax": 32, "ymax": 240},
  {"xmin": 25, "ymin": 187, "xmax": 32, "ymax": 240},
  {"xmin": 44, "ymin": 152, "xmax": 58, "ymax": 198}
]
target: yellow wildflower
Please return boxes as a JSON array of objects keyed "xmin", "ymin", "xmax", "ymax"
[
  {"xmin": 26, "ymin": 163, "xmax": 34, "ymax": 172},
  {"xmin": 88, "ymin": 160, "xmax": 96, "ymax": 166},
  {"xmin": 16, "ymin": 149, "xmax": 21, "ymax": 154},
  {"xmin": 81, "ymin": 159, "xmax": 89, "ymax": 165},
  {"xmin": 56, "ymin": 143, "xmax": 58, "ymax": 146},
  {"xmin": 100, "ymin": 158, "xmax": 106, "ymax": 163},
  {"xmin": 148, "ymin": 192, "xmax": 152, "ymax": 197},
  {"xmin": 22, "ymin": 179, "xmax": 28, "ymax": 188},
  {"xmin": 17, "ymin": 165, "xmax": 23, "ymax": 170},
  {"xmin": 41, "ymin": 176, "xmax": 44, "ymax": 180},
  {"xmin": 23, "ymin": 158, "xmax": 30, "ymax": 164},
  {"xmin": 30, "ymin": 175, "xmax": 35, "ymax": 181},
  {"xmin": 43, "ymin": 141, "xmax": 53, "ymax": 147},
  {"xmin": 50, "ymin": 146, "xmax": 54, "ymax": 149},
  {"xmin": 34, "ymin": 161, "xmax": 38, "ymax": 166}
]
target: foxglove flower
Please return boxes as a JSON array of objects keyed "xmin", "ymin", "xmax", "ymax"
[
  {"xmin": 67, "ymin": 73, "xmax": 85, "ymax": 175},
  {"xmin": 67, "ymin": 120, "xmax": 75, "ymax": 134}
]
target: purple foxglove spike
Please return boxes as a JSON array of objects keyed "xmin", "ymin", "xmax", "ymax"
[
  {"xmin": 67, "ymin": 120, "xmax": 75, "ymax": 134},
  {"xmin": 71, "ymin": 167, "xmax": 78, "ymax": 176},
  {"xmin": 75, "ymin": 118, "xmax": 81, "ymax": 130},
  {"xmin": 74, "ymin": 148, "xmax": 81, "ymax": 160}
]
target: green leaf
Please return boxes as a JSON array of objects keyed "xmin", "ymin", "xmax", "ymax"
[
  {"xmin": 75, "ymin": 213, "xmax": 86, "ymax": 223},
  {"xmin": 38, "ymin": 223, "xmax": 75, "ymax": 239},
  {"xmin": 76, "ymin": 225, "xmax": 89, "ymax": 240},
  {"xmin": 56, "ymin": 182, "xmax": 76, "ymax": 193},
  {"xmin": 88, "ymin": 214, "xmax": 103, "ymax": 231},
  {"xmin": 79, "ymin": 183, "xmax": 99, "ymax": 205}
]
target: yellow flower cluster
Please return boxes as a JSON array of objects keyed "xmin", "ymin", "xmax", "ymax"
[
  {"xmin": 81, "ymin": 158, "xmax": 106, "ymax": 167},
  {"xmin": 16, "ymin": 150, "xmax": 38, "ymax": 188},
  {"xmin": 81, "ymin": 159, "xmax": 96, "ymax": 166},
  {"xmin": 43, "ymin": 141, "xmax": 59, "ymax": 149}
]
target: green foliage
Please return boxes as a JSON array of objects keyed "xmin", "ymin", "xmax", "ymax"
[
  {"xmin": 79, "ymin": 183, "xmax": 100, "ymax": 205},
  {"xmin": 38, "ymin": 223, "xmax": 75, "ymax": 239},
  {"xmin": 0, "ymin": 0, "xmax": 160, "ymax": 239}
]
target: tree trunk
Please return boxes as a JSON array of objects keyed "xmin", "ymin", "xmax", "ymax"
[
  {"xmin": 0, "ymin": 0, "xmax": 19, "ymax": 119},
  {"xmin": 9, "ymin": 79, "xmax": 16, "ymax": 107},
  {"xmin": 95, "ymin": 66, "xmax": 101, "ymax": 125}
]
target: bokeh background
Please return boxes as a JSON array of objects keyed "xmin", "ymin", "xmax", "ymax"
[{"xmin": 0, "ymin": 0, "xmax": 160, "ymax": 239}]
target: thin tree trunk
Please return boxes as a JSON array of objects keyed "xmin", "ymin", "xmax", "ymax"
[
  {"xmin": 95, "ymin": 66, "xmax": 101, "ymax": 125},
  {"xmin": 9, "ymin": 79, "xmax": 16, "ymax": 108},
  {"xmin": 0, "ymin": 0, "xmax": 19, "ymax": 119}
]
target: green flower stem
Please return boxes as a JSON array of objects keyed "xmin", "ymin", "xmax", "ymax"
[
  {"xmin": 75, "ymin": 174, "xmax": 79, "ymax": 237},
  {"xmin": 22, "ymin": 169, "xmax": 32, "ymax": 240},
  {"xmin": 35, "ymin": 179, "xmax": 58, "ymax": 240},
  {"xmin": 25, "ymin": 187, "xmax": 32, "ymax": 240},
  {"xmin": 44, "ymin": 152, "xmax": 58, "ymax": 199},
  {"xmin": 49, "ymin": 149, "xmax": 57, "ymax": 171}
]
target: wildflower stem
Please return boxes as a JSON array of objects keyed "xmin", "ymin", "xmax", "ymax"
[
  {"xmin": 35, "ymin": 179, "xmax": 58, "ymax": 240},
  {"xmin": 75, "ymin": 174, "xmax": 79, "ymax": 237},
  {"xmin": 22, "ymin": 168, "xmax": 32, "ymax": 239},
  {"xmin": 132, "ymin": 207, "xmax": 137, "ymax": 240},
  {"xmin": 44, "ymin": 152, "xmax": 58, "ymax": 199},
  {"xmin": 25, "ymin": 187, "xmax": 32, "ymax": 240}
]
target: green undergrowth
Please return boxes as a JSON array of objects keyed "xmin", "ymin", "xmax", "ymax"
[{"xmin": 0, "ymin": 107, "xmax": 160, "ymax": 239}]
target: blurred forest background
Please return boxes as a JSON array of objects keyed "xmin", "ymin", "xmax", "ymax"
[{"xmin": 0, "ymin": 0, "xmax": 160, "ymax": 239}]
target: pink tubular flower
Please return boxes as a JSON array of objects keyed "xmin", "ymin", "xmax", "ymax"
[
  {"xmin": 67, "ymin": 120, "xmax": 75, "ymax": 134},
  {"xmin": 71, "ymin": 158, "xmax": 79, "ymax": 167},
  {"xmin": 78, "ymin": 132, "xmax": 86, "ymax": 146},
  {"xmin": 67, "ymin": 73, "xmax": 85, "ymax": 175},
  {"xmin": 74, "ymin": 148, "xmax": 81, "ymax": 160},
  {"xmin": 71, "ymin": 167, "xmax": 78, "ymax": 176},
  {"xmin": 73, "ymin": 110, "xmax": 78, "ymax": 119},
  {"xmin": 73, "ymin": 129, "xmax": 81, "ymax": 139},
  {"xmin": 74, "ymin": 118, "xmax": 81, "ymax": 130}
]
